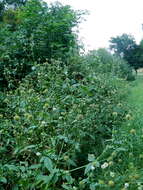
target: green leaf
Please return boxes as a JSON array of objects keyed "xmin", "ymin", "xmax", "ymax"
[
  {"xmin": 90, "ymin": 183, "xmax": 98, "ymax": 190},
  {"xmin": 4, "ymin": 165, "xmax": 18, "ymax": 171},
  {"xmin": 0, "ymin": 177, "xmax": 7, "ymax": 184},
  {"xmin": 65, "ymin": 175, "xmax": 73, "ymax": 184},
  {"xmin": 84, "ymin": 163, "xmax": 92, "ymax": 175},
  {"xmin": 19, "ymin": 145, "xmax": 36, "ymax": 153},
  {"xmin": 44, "ymin": 157, "xmax": 53, "ymax": 173},
  {"xmin": 36, "ymin": 175, "xmax": 51, "ymax": 184},
  {"xmin": 62, "ymin": 184, "xmax": 70, "ymax": 190},
  {"xmin": 88, "ymin": 154, "xmax": 95, "ymax": 162},
  {"xmin": 29, "ymin": 164, "xmax": 41, "ymax": 169}
]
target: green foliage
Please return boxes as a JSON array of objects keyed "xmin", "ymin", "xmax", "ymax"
[
  {"xmin": 84, "ymin": 48, "xmax": 135, "ymax": 81},
  {"xmin": 82, "ymin": 76, "xmax": 143, "ymax": 190},
  {"xmin": 0, "ymin": 0, "xmax": 83, "ymax": 90},
  {"xmin": 125, "ymin": 43, "xmax": 143, "ymax": 71},
  {"xmin": 109, "ymin": 33, "xmax": 136, "ymax": 56},
  {"xmin": 109, "ymin": 33, "xmax": 143, "ymax": 71},
  {"xmin": 0, "ymin": 1, "xmax": 134, "ymax": 189},
  {"xmin": 0, "ymin": 59, "xmax": 127, "ymax": 189}
]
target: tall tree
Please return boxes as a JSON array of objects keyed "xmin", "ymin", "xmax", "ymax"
[
  {"xmin": 109, "ymin": 33, "xmax": 136, "ymax": 57},
  {"xmin": 109, "ymin": 33, "xmax": 143, "ymax": 72}
]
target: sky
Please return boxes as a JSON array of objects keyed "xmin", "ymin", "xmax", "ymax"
[{"xmin": 46, "ymin": 0, "xmax": 143, "ymax": 51}]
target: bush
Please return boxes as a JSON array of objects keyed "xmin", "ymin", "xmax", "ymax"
[
  {"xmin": 84, "ymin": 48, "xmax": 135, "ymax": 81},
  {"xmin": 0, "ymin": 0, "xmax": 83, "ymax": 90},
  {"xmin": 0, "ymin": 59, "xmax": 128, "ymax": 189}
]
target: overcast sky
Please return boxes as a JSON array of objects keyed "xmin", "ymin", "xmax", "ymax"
[{"xmin": 46, "ymin": 0, "xmax": 143, "ymax": 51}]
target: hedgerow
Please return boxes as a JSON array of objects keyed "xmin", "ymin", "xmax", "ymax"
[
  {"xmin": 0, "ymin": 59, "xmax": 128, "ymax": 189},
  {"xmin": 0, "ymin": 1, "xmax": 134, "ymax": 189}
]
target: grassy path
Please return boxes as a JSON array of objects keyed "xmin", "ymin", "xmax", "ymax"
[
  {"xmin": 127, "ymin": 76, "xmax": 143, "ymax": 112},
  {"xmin": 97, "ymin": 76, "xmax": 143, "ymax": 190},
  {"xmin": 112, "ymin": 76, "xmax": 143, "ymax": 189}
]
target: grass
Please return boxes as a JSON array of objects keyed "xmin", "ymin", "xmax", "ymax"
[
  {"xmin": 127, "ymin": 76, "xmax": 143, "ymax": 111},
  {"xmin": 93, "ymin": 76, "xmax": 143, "ymax": 189}
]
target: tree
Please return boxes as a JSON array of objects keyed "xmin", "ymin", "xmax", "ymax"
[
  {"xmin": 0, "ymin": 0, "xmax": 84, "ymax": 90},
  {"xmin": 0, "ymin": 1, "xmax": 5, "ymax": 21},
  {"xmin": 109, "ymin": 33, "xmax": 136, "ymax": 57},
  {"xmin": 4, "ymin": 0, "xmax": 27, "ymax": 8},
  {"xmin": 109, "ymin": 33, "xmax": 143, "ymax": 73}
]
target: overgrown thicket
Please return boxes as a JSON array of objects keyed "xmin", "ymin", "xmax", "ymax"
[
  {"xmin": 0, "ymin": 0, "xmax": 135, "ymax": 189},
  {"xmin": 0, "ymin": 0, "xmax": 82, "ymax": 90}
]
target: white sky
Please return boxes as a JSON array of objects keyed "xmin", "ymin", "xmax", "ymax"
[{"xmin": 46, "ymin": 0, "xmax": 143, "ymax": 51}]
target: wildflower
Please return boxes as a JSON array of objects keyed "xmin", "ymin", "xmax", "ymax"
[
  {"xmin": 14, "ymin": 115, "xmax": 20, "ymax": 121},
  {"xmin": 36, "ymin": 152, "xmax": 41, "ymax": 156},
  {"xmin": 112, "ymin": 112, "xmax": 118, "ymax": 116},
  {"xmin": 110, "ymin": 172, "xmax": 115, "ymax": 177},
  {"xmin": 125, "ymin": 114, "xmax": 132, "ymax": 120},
  {"xmin": 118, "ymin": 103, "xmax": 122, "ymax": 106},
  {"xmin": 138, "ymin": 183, "xmax": 143, "ymax": 190},
  {"xmin": 98, "ymin": 180, "xmax": 104, "ymax": 185},
  {"xmin": 101, "ymin": 162, "xmax": 108, "ymax": 169},
  {"xmin": 124, "ymin": 183, "xmax": 129, "ymax": 188},
  {"xmin": 0, "ymin": 114, "xmax": 3, "ymax": 118},
  {"xmin": 130, "ymin": 129, "xmax": 136, "ymax": 134},
  {"xmin": 44, "ymin": 103, "xmax": 49, "ymax": 108},
  {"xmin": 111, "ymin": 152, "xmax": 117, "ymax": 157},
  {"xmin": 25, "ymin": 113, "xmax": 33, "ymax": 120},
  {"xmin": 109, "ymin": 161, "xmax": 114, "ymax": 166},
  {"xmin": 41, "ymin": 121, "xmax": 46, "ymax": 126},
  {"xmin": 107, "ymin": 156, "xmax": 113, "ymax": 161},
  {"xmin": 53, "ymin": 107, "xmax": 57, "ymax": 111},
  {"xmin": 108, "ymin": 180, "xmax": 114, "ymax": 187},
  {"xmin": 91, "ymin": 165, "xmax": 95, "ymax": 170},
  {"xmin": 32, "ymin": 66, "xmax": 36, "ymax": 71},
  {"xmin": 63, "ymin": 156, "xmax": 69, "ymax": 161},
  {"xmin": 118, "ymin": 159, "xmax": 122, "ymax": 163}
]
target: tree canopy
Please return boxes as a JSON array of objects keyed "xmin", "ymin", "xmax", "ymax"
[
  {"xmin": 109, "ymin": 33, "xmax": 136, "ymax": 57},
  {"xmin": 0, "ymin": 0, "xmax": 84, "ymax": 89},
  {"xmin": 109, "ymin": 33, "xmax": 143, "ymax": 71}
]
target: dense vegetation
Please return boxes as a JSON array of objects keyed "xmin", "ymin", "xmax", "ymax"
[
  {"xmin": 110, "ymin": 33, "xmax": 143, "ymax": 73},
  {"xmin": 0, "ymin": 0, "xmax": 141, "ymax": 189},
  {"xmin": 0, "ymin": 0, "xmax": 83, "ymax": 90}
]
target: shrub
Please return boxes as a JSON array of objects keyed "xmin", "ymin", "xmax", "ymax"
[
  {"xmin": 84, "ymin": 48, "xmax": 135, "ymax": 81},
  {"xmin": 0, "ymin": 0, "xmax": 84, "ymax": 90},
  {"xmin": 0, "ymin": 60, "xmax": 128, "ymax": 189}
]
